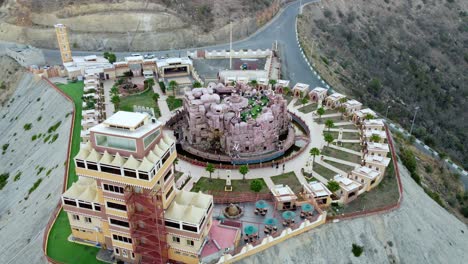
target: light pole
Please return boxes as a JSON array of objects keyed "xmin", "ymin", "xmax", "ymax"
[
  {"xmin": 385, "ymin": 105, "xmax": 391, "ymax": 118},
  {"xmin": 409, "ymin": 106, "xmax": 419, "ymax": 135}
]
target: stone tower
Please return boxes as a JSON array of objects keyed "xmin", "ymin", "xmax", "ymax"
[{"xmin": 54, "ymin": 24, "xmax": 72, "ymax": 64}]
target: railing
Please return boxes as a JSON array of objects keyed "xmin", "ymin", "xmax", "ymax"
[{"xmin": 207, "ymin": 191, "xmax": 273, "ymax": 204}]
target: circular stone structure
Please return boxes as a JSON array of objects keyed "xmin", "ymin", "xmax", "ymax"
[
  {"xmin": 223, "ymin": 203, "xmax": 244, "ymax": 219},
  {"xmin": 169, "ymin": 82, "xmax": 299, "ymax": 164}
]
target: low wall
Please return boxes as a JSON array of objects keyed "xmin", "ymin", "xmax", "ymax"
[{"xmin": 188, "ymin": 49, "xmax": 272, "ymax": 59}]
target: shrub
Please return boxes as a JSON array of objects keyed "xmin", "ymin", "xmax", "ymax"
[
  {"xmin": 250, "ymin": 179, "xmax": 263, "ymax": 192},
  {"xmin": 352, "ymin": 244, "xmax": 364, "ymax": 257},
  {"xmin": 2, "ymin": 143, "xmax": 9, "ymax": 152},
  {"xmin": 23, "ymin": 123, "xmax": 32, "ymax": 130},
  {"xmin": 0, "ymin": 173, "xmax": 9, "ymax": 190},
  {"xmin": 28, "ymin": 178, "xmax": 43, "ymax": 194},
  {"xmin": 327, "ymin": 180, "xmax": 340, "ymax": 192},
  {"xmin": 159, "ymin": 81, "xmax": 166, "ymax": 94},
  {"xmin": 50, "ymin": 134, "xmax": 59, "ymax": 143},
  {"xmin": 43, "ymin": 134, "xmax": 52, "ymax": 143},
  {"xmin": 13, "ymin": 171, "xmax": 22, "ymax": 181},
  {"xmin": 460, "ymin": 206, "xmax": 468, "ymax": 218},
  {"xmin": 32, "ymin": 135, "xmax": 38, "ymax": 141},
  {"xmin": 47, "ymin": 121, "xmax": 62, "ymax": 133}
]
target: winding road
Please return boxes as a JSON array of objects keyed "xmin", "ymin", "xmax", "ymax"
[{"xmin": 42, "ymin": 0, "xmax": 321, "ymax": 87}]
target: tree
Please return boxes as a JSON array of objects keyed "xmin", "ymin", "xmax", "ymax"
[
  {"xmin": 111, "ymin": 95, "xmax": 120, "ymax": 110},
  {"xmin": 365, "ymin": 113, "xmax": 374, "ymax": 120},
  {"xmin": 110, "ymin": 86, "xmax": 119, "ymax": 96},
  {"xmin": 325, "ymin": 119, "xmax": 335, "ymax": 131},
  {"xmin": 283, "ymin": 87, "xmax": 290, "ymax": 95},
  {"xmin": 193, "ymin": 81, "xmax": 202, "ymax": 88},
  {"xmin": 169, "ymin": 80, "xmax": 178, "ymax": 96},
  {"xmin": 326, "ymin": 180, "xmax": 340, "ymax": 192},
  {"xmin": 301, "ymin": 96, "xmax": 309, "ymax": 106},
  {"xmin": 352, "ymin": 243, "xmax": 364, "ymax": 257},
  {"xmin": 250, "ymin": 179, "xmax": 263, "ymax": 192},
  {"xmin": 145, "ymin": 78, "xmax": 155, "ymax": 89},
  {"xmin": 324, "ymin": 133, "xmax": 334, "ymax": 146},
  {"xmin": 249, "ymin": 80, "xmax": 258, "ymax": 88},
  {"xmin": 173, "ymin": 158, "xmax": 179, "ymax": 171},
  {"xmin": 339, "ymin": 106, "xmax": 346, "ymax": 120},
  {"xmin": 152, "ymin": 93, "xmax": 160, "ymax": 102},
  {"xmin": 103, "ymin": 52, "xmax": 116, "ymax": 63},
  {"xmin": 309, "ymin": 147, "xmax": 320, "ymax": 163},
  {"xmin": 239, "ymin": 165, "xmax": 249, "ymax": 181},
  {"xmin": 369, "ymin": 134, "xmax": 381, "ymax": 142},
  {"xmin": 317, "ymin": 107, "xmax": 325, "ymax": 121},
  {"xmin": 205, "ymin": 163, "xmax": 215, "ymax": 181},
  {"xmin": 268, "ymin": 79, "xmax": 277, "ymax": 89}
]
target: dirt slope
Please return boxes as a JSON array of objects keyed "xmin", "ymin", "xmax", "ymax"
[
  {"xmin": 0, "ymin": 0, "xmax": 282, "ymax": 51},
  {"xmin": 237, "ymin": 162, "xmax": 468, "ymax": 264}
]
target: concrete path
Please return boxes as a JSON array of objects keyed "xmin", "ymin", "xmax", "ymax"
[
  {"xmin": 288, "ymin": 97, "xmax": 298, "ymax": 108},
  {"xmin": 263, "ymin": 177, "xmax": 276, "ymax": 189},
  {"xmin": 336, "ymin": 139, "xmax": 360, "ymax": 143},
  {"xmin": 329, "ymin": 128, "xmax": 360, "ymax": 133},
  {"xmin": 320, "ymin": 113, "xmax": 341, "ymax": 118},
  {"xmin": 322, "ymin": 155, "xmax": 360, "ymax": 167},
  {"xmin": 334, "ymin": 121, "xmax": 354, "ymax": 126},
  {"xmin": 328, "ymin": 144, "xmax": 362, "ymax": 156}
]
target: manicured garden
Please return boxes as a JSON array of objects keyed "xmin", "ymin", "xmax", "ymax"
[
  {"xmin": 191, "ymin": 177, "xmax": 269, "ymax": 194},
  {"xmin": 298, "ymin": 103, "xmax": 317, "ymax": 114},
  {"xmin": 47, "ymin": 81, "xmax": 103, "ymax": 264},
  {"xmin": 119, "ymin": 88, "xmax": 161, "ymax": 117},
  {"xmin": 166, "ymin": 95, "xmax": 183, "ymax": 111},
  {"xmin": 321, "ymin": 146, "xmax": 361, "ymax": 164},
  {"xmin": 312, "ymin": 162, "xmax": 338, "ymax": 180}
]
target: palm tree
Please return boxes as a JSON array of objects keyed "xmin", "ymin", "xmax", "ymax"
[
  {"xmin": 111, "ymin": 95, "xmax": 120, "ymax": 110},
  {"xmin": 365, "ymin": 113, "xmax": 374, "ymax": 120},
  {"xmin": 301, "ymin": 96, "xmax": 309, "ymax": 106},
  {"xmin": 283, "ymin": 87, "xmax": 290, "ymax": 95},
  {"xmin": 173, "ymin": 158, "xmax": 179, "ymax": 171},
  {"xmin": 338, "ymin": 97, "xmax": 348, "ymax": 106},
  {"xmin": 309, "ymin": 147, "xmax": 320, "ymax": 163},
  {"xmin": 239, "ymin": 165, "xmax": 249, "ymax": 181},
  {"xmin": 326, "ymin": 180, "xmax": 340, "ymax": 193},
  {"xmin": 325, "ymin": 119, "xmax": 335, "ymax": 131},
  {"xmin": 269, "ymin": 79, "xmax": 277, "ymax": 90},
  {"xmin": 324, "ymin": 133, "xmax": 334, "ymax": 146},
  {"xmin": 193, "ymin": 81, "xmax": 202, "ymax": 88},
  {"xmin": 339, "ymin": 106, "xmax": 346, "ymax": 120},
  {"xmin": 205, "ymin": 163, "xmax": 215, "ymax": 181},
  {"xmin": 110, "ymin": 86, "xmax": 119, "ymax": 96},
  {"xmin": 369, "ymin": 134, "xmax": 381, "ymax": 143},
  {"xmin": 317, "ymin": 107, "xmax": 325, "ymax": 121},
  {"xmin": 152, "ymin": 93, "xmax": 160, "ymax": 102},
  {"xmin": 169, "ymin": 80, "xmax": 178, "ymax": 96},
  {"xmin": 249, "ymin": 80, "xmax": 258, "ymax": 88}
]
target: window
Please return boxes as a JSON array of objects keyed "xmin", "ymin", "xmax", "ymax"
[
  {"xmin": 72, "ymin": 215, "xmax": 80, "ymax": 221},
  {"xmin": 172, "ymin": 236, "xmax": 180, "ymax": 243},
  {"xmin": 78, "ymin": 202, "xmax": 93, "ymax": 210},
  {"xmin": 131, "ymin": 252, "xmax": 135, "ymax": 259},
  {"xmin": 110, "ymin": 218, "xmax": 129, "ymax": 228},
  {"xmin": 114, "ymin": 248, "xmax": 120, "ymax": 255},
  {"xmin": 103, "ymin": 184, "xmax": 124, "ymax": 194},
  {"xmin": 85, "ymin": 217, "xmax": 92, "ymax": 223},
  {"xmin": 182, "ymin": 225, "xmax": 197, "ymax": 233},
  {"xmin": 100, "ymin": 165, "xmax": 121, "ymax": 175},
  {"xmin": 76, "ymin": 160, "xmax": 86, "ymax": 168},
  {"xmin": 143, "ymin": 129, "xmax": 160, "ymax": 149},
  {"xmin": 165, "ymin": 186, "xmax": 174, "ymax": 200},
  {"xmin": 124, "ymin": 169, "xmax": 137, "ymax": 178},
  {"xmin": 186, "ymin": 240, "xmax": 194, "ymax": 247},
  {"xmin": 163, "ymin": 169, "xmax": 172, "ymax": 182},
  {"xmin": 138, "ymin": 172, "xmax": 149, "ymax": 180},
  {"xmin": 107, "ymin": 201, "xmax": 127, "ymax": 211},
  {"xmin": 122, "ymin": 249, "xmax": 128, "ymax": 258},
  {"xmin": 87, "ymin": 162, "xmax": 98, "ymax": 171},
  {"xmin": 165, "ymin": 220, "xmax": 180, "ymax": 229},
  {"xmin": 161, "ymin": 151, "xmax": 170, "ymax": 164},
  {"xmin": 63, "ymin": 198, "xmax": 77, "ymax": 206},
  {"xmin": 95, "ymin": 134, "xmax": 136, "ymax": 151},
  {"xmin": 94, "ymin": 204, "xmax": 101, "ymax": 211},
  {"xmin": 112, "ymin": 234, "xmax": 133, "ymax": 244}
]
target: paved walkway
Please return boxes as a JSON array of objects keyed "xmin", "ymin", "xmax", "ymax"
[
  {"xmin": 152, "ymin": 82, "xmax": 172, "ymax": 123},
  {"xmin": 102, "ymin": 80, "xmax": 115, "ymax": 117},
  {"xmin": 338, "ymin": 139, "xmax": 361, "ymax": 143},
  {"xmin": 334, "ymin": 121, "xmax": 354, "ymax": 126},
  {"xmin": 329, "ymin": 128, "xmax": 360, "ymax": 133},
  {"xmin": 320, "ymin": 113, "xmax": 341, "ymax": 118},
  {"xmin": 328, "ymin": 144, "xmax": 362, "ymax": 156}
]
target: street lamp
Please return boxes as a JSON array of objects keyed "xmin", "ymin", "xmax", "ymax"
[
  {"xmin": 385, "ymin": 105, "xmax": 391, "ymax": 119},
  {"xmin": 409, "ymin": 106, "xmax": 420, "ymax": 135}
]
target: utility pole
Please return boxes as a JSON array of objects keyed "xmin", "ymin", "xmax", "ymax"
[
  {"xmin": 385, "ymin": 105, "xmax": 391, "ymax": 118},
  {"xmin": 409, "ymin": 106, "xmax": 419, "ymax": 135},
  {"xmin": 229, "ymin": 21, "xmax": 233, "ymax": 70}
]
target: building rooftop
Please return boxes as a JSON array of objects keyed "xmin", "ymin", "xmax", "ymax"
[
  {"xmin": 355, "ymin": 108, "xmax": 377, "ymax": 118},
  {"xmin": 104, "ymin": 111, "xmax": 147, "ymax": 129},
  {"xmin": 344, "ymin": 99, "xmax": 362, "ymax": 107},
  {"xmin": 365, "ymin": 130, "xmax": 387, "ymax": 139},
  {"xmin": 367, "ymin": 142, "xmax": 389, "ymax": 152},
  {"xmin": 293, "ymin": 83, "xmax": 309, "ymax": 91},
  {"xmin": 63, "ymin": 177, "xmax": 99, "ymax": 203},
  {"xmin": 165, "ymin": 190, "xmax": 212, "ymax": 225},
  {"xmin": 156, "ymin": 57, "xmax": 193, "ymax": 67},
  {"xmin": 276, "ymin": 79, "xmax": 290, "ymax": 87},
  {"xmin": 334, "ymin": 175, "xmax": 361, "ymax": 192},
  {"xmin": 364, "ymin": 119, "xmax": 385, "ymax": 126},
  {"xmin": 91, "ymin": 111, "xmax": 161, "ymax": 138},
  {"xmin": 327, "ymin": 93, "xmax": 346, "ymax": 101},
  {"xmin": 271, "ymin": 184, "xmax": 297, "ymax": 202},
  {"xmin": 312, "ymin": 87, "xmax": 327, "ymax": 93},
  {"xmin": 365, "ymin": 155, "xmax": 391, "ymax": 167},
  {"xmin": 304, "ymin": 181, "xmax": 332, "ymax": 198},
  {"xmin": 353, "ymin": 166, "xmax": 380, "ymax": 180}
]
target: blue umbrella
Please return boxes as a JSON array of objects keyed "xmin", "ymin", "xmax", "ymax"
[
  {"xmin": 255, "ymin": 200, "xmax": 268, "ymax": 209},
  {"xmin": 244, "ymin": 225, "xmax": 259, "ymax": 235},
  {"xmin": 301, "ymin": 203, "xmax": 314, "ymax": 212},
  {"xmin": 264, "ymin": 218, "xmax": 278, "ymax": 226},
  {"xmin": 282, "ymin": 211, "xmax": 296, "ymax": 220}
]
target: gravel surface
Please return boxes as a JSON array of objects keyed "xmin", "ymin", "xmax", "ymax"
[
  {"xmin": 237, "ymin": 162, "xmax": 468, "ymax": 264},
  {"xmin": 0, "ymin": 73, "xmax": 73, "ymax": 264}
]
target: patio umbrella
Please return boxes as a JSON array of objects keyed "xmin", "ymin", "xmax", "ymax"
[
  {"xmin": 264, "ymin": 217, "xmax": 278, "ymax": 226},
  {"xmin": 244, "ymin": 225, "xmax": 259, "ymax": 235},
  {"xmin": 282, "ymin": 211, "xmax": 296, "ymax": 220},
  {"xmin": 255, "ymin": 200, "xmax": 268, "ymax": 209},
  {"xmin": 216, "ymin": 214, "xmax": 226, "ymax": 222},
  {"xmin": 301, "ymin": 203, "xmax": 314, "ymax": 212}
]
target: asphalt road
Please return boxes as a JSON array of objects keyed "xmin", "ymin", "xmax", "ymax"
[{"xmin": 41, "ymin": 0, "xmax": 321, "ymax": 86}]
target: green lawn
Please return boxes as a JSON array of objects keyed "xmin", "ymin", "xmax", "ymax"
[
  {"xmin": 336, "ymin": 124, "xmax": 358, "ymax": 130},
  {"xmin": 48, "ymin": 82, "xmax": 103, "ymax": 264},
  {"xmin": 166, "ymin": 95, "xmax": 183, "ymax": 111},
  {"xmin": 312, "ymin": 162, "xmax": 337, "ymax": 180},
  {"xmin": 321, "ymin": 146, "xmax": 362, "ymax": 164},
  {"xmin": 119, "ymin": 89, "xmax": 161, "ymax": 117},
  {"xmin": 323, "ymin": 159, "xmax": 356, "ymax": 173},
  {"xmin": 298, "ymin": 103, "xmax": 317, "ymax": 114},
  {"xmin": 270, "ymin": 172, "xmax": 302, "ymax": 194},
  {"xmin": 341, "ymin": 142, "xmax": 362, "ymax": 152},
  {"xmin": 327, "ymin": 131, "xmax": 360, "ymax": 140},
  {"xmin": 191, "ymin": 177, "xmax": 269, "ymax": 194}
]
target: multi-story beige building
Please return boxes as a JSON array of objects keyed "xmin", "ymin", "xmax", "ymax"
[
  {"xmin": 54, "ymin": 24, "xmax": 73, "ymax": 64},
  {"xmin": 61, "ymin": 111, "xmax": 213, "ymax": 264}
]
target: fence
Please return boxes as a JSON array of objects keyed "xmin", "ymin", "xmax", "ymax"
[{"xmin": 207, "ymin": 191, "xmax": 273, "ymax": 204}]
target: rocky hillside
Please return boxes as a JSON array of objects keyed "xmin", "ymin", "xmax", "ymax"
[
  {"xmin": 238, "ymin": 162, "xmax": 468, "ymax": 264},
  {"xmin": 297, "ymin": 0, "xmax": 468, "ymax": 169},
  {"xmin": 0, "ymin": 56, "xmax": 23, "ymax": 106},
  {"xmin": 0, "ymin": 73, "xmax": 73, "ymax": 264},
  {"xmin": 0, "ymin": 0, "xmax": 282, "ymax": 51}
]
